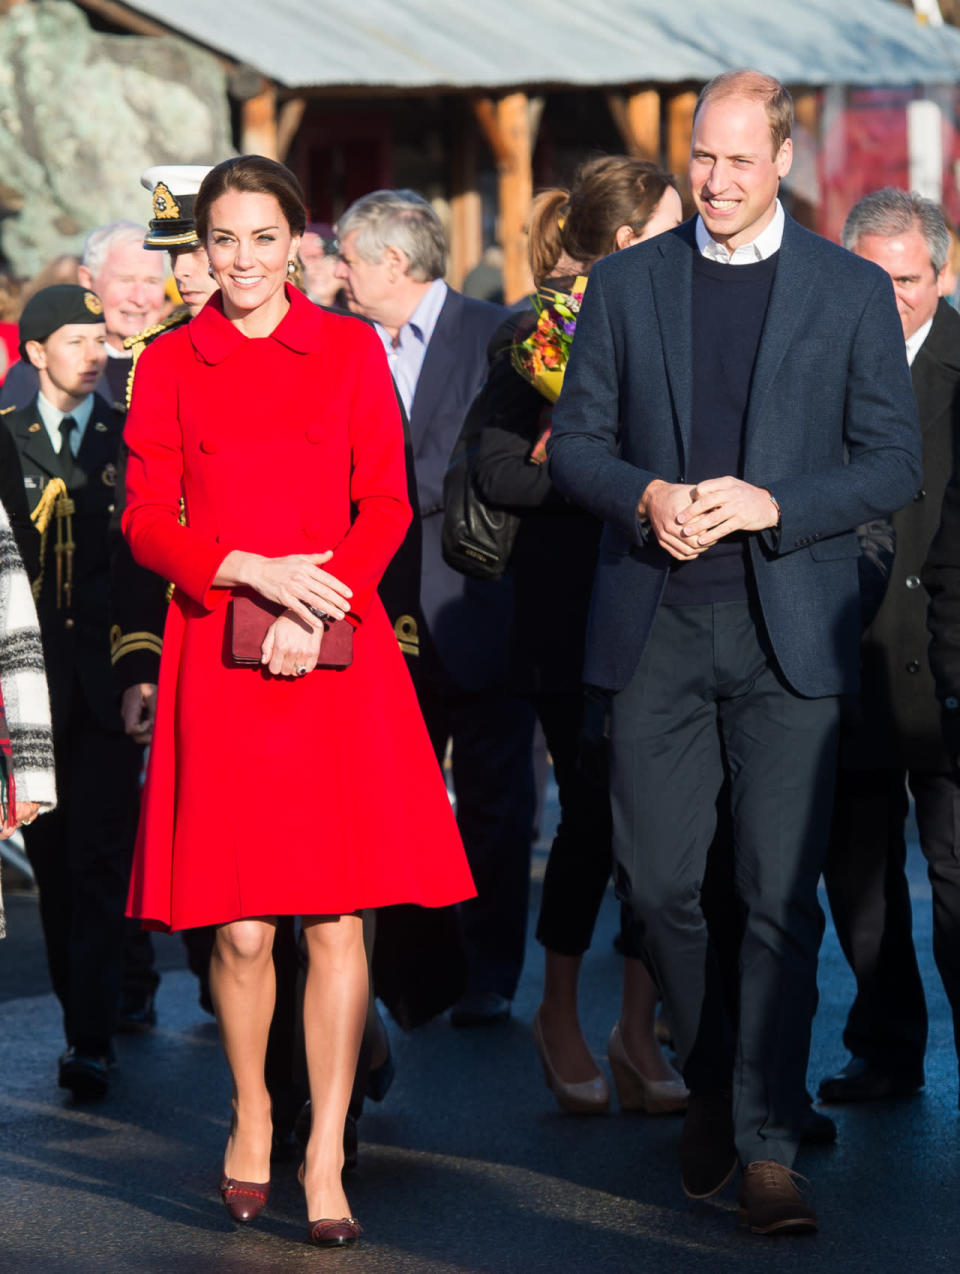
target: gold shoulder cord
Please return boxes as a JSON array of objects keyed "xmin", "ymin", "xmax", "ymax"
[{"xmin": 30, "ymin": 477, "xmax": 74, "ymax": 608}]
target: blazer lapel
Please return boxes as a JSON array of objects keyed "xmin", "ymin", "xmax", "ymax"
[
  {"xmin": 409, "ymin": 290, "xmax": 459, "ymax": 452},
  {"xmin": 649, "ymin": 226, "xmax": 694, "ymax": 463},
  {"xmin": 75, "ymin": 398, "xmax": 119, "ymax": 483},
  {"xmin": 11, "ymin": 406, "xmax": 63, "ymax": 481},
  {"xmin": 745, "ymin": 215, "xmax": 814, "ymax": 442}
]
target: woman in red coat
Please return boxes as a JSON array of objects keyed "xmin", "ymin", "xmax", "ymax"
[{"xmin": 122, "ymin": 156, "xmax": 473, "ymax": 1248}]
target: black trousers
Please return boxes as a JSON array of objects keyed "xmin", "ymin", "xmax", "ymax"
[
  {"xmin": 826, "ymin": 766, "xmax": 960, "ymax": 1079},
  {"xmin": 610, "ymin": 601, "xmax": 840, "ymax": 1167},
  {"xmin": 418, "ymin": 680, "xmax": 536, "ymax": 1000},
  {"xmin": 24, "ymin": 690, "xmax": 144, "ymax": 1055},
  {"xmin": 824, "ymin": 768, "xmax": 928, "ymax": 1072}
]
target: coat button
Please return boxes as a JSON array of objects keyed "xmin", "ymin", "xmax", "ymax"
[
  {"xmin": 306, "ymin": 424, "xmax": 325, "ymax": 443},
  {"xmin": 946, "ymin": 696, "xmax": 959, "ymax": 710},
  {"xmin": 914, "ymin": 489, "xmax": 926, "ymax": 501},
  {"xmin": 905, "ymin": 575, "xmax": 921, "ymax": 589},
  {"xmin": 64, "ymin": 618, "xmax": 75, "ymax": 630},
  {"xmin": 200, "ymin": 438, "xmax": 219, "ymax": 454},
  {"xmin": 906, "ymin": 659, "xmax": 920, "ymax": 674}
]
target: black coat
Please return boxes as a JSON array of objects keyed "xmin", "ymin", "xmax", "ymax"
[
  {"xmin": 0, "ymin": 410, "xmax": 40, "ymax": 578},
  {"xmin": 6, "ymin": 393, "xmax": 126, "ymax": 734},
  {"xmin": 472, "ymin": 289, "xmax": 601, "ymax": 694},
  {"xmin": 852, "ymin": 300, "xmax": 960, "ymax": 771}
]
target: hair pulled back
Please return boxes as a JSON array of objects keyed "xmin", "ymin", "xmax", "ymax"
[
  {"xmin": 195, "ymin": 155, "xmax": 307, "ymax": 243},
  {"xmin": 528, "ymin": 156, "xmax": 678, "ymax": 284}
]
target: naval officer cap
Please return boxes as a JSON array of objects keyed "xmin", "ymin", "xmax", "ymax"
[
  {"xmin": 141, "ymin": 164, "xmax": 212, "ymax": 250},
  {"xmin": 18, "ymin": 284, "xmax": 104, "ymax": 359}
]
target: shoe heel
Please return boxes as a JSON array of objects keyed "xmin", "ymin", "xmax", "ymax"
[
  {"xmin": 607, "ymin": 1022, "xmax": 689, "ymax": 1115},
  {"xmin": 532, "ymin": 1010, "xmax": 610, "ymax": 1115}
]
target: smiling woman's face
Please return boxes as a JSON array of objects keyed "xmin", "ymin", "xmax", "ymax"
[{"xmin": 205, "ymin": 189, "xmax": 300, "ymax": 322}]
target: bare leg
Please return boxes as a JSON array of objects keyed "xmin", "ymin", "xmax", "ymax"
[
  {"xmin": 210, "ymin": 917, "xmax": 277, "ymax": 1182},
  {"xmin": 536, "ymin": 950, "xmax": 603, "ymax": 1082},
  {"xmin": 301, "ymin": 913, "xmax": 367, "ymax": 1221},
  {"xmin": 619, "ymin": 956, "xmax": 683, "ymax": 1083}
]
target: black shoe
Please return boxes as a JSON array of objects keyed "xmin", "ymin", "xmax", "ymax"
[
  {"xmin": 450, "ymin": 991, "xmax": 511, "ymax": 1027},
  {"xmin": 797, "ymin": 1106, "xmax": 837, "ymax": 1145},
  {"xmin": 680, "ymin": 1091, "xmax": 737, "ymax": 1199},
  {"xmin": 365, "ymin": 1047, "xmax": 395, "ymax": 1102},
  {"xmin": 817, "ymin": 1057, "xmax": 924, "ymax": 1103},
  {"xmin": 117, "ymin": 989, "xmax": 157, "ymax": 1034},
  {"xmin": 58, "ymin": 1047, "xmax": 110, "ymax": 1100}
]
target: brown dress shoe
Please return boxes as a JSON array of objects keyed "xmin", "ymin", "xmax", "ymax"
[
  {"xmin": 219, "ymin": 1177, "xmax": 270, "ymax": 1223},
  {"xmin": 737, "ymin": 1160, "xmax": 817, "ymax": 1235},
  {"xmin": 307, "ymin": 1217, "xmax": 362, "ymax": 1247},
  {"xmin": 680, "ymin": 1092, "xmax": 737, "ymax": 1199}
]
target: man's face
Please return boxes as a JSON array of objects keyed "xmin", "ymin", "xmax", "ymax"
[
  {"xmin": 26, "ymin": 323, "xmax": 107, "ymax": 401},
  {"xmin": 89, "ymin": 240, "xmax": 166, "ymax": 344},
  {"xmin": 689, "ymin": 95, "xmax": 792, "ymax": 252},
  {"xmin": 853, "ymin": 228, "xmax": 942, "ymax": 341},
  {"xmin": 333, "ymin": 231, "xmax": 394, "ymax": 323},
  {"xmin": 169, "ymin": 244, "xmax": 217, "ymax": 316}
]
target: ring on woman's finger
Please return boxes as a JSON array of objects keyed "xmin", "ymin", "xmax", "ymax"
[{"xmin": 296, "ymin": 666, "xmax": 308, "ymax": 677}]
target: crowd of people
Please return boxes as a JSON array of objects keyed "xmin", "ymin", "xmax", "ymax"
[{"xmin": 1, "ymin": 64, "xmax": 960, "ymax": 1248}]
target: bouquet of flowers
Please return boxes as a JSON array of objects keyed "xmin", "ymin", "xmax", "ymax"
[{"xmin": 511, "ymin": 275, "xmax": 587, "ymax": 463}]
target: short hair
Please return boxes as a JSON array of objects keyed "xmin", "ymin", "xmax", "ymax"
[
  {"xmin": 336, "ymin": 190, "xmax": 446, "ymax": 282},
  {"xmin": 842, "ymin": 187, "xmax": 949, "ymax": 275},
  {"xmin": 194, "ymin": 155, "xmax": 307, "ymax": 243},
  {"xmin": 81, "ymin": 221, "xmax": 152, "ymax": 280},
  {"xmin": 528, "ymin": 157, "xmax": 678, "ymax": 284},
  {"xmin": 694, "ymin": 69, "xmax": 793, "ymax": 157}
]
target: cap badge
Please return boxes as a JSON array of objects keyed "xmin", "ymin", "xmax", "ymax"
[
  {"xmin": 153, "ymin": 182, "xmax": 182, "ymax": 221},
  {"xmin": 83, "ymin": 292, "xmax": 103, "ymax": 316}
]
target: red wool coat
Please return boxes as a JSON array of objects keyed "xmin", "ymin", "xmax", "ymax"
[{"xmin": 122, "ymin": 287, "xmax": 474, "ymax": 931}]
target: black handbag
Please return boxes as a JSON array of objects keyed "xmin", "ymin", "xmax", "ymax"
[{"xmin": 441, "ymin": 392, "xmax": 520, "ymax": 581}]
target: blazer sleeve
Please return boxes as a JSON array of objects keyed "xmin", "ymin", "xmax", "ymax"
[
  {"xmin": 121, "ymin": 339, "xmax": 233, "ymax": 610},
  {"xmin": 321, "ymin": 323, "xmax": 412, "ymax": 623},
  {"xmin": 0, "ymin": 417, "xmax": 40, "ymax": 581},
  {"xmin": 109, "ymin": 439, "xmax": 166, "ymax": 692}
]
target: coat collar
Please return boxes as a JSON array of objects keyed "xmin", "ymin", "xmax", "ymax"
[{"xmin": 188, "ymin": 283, "xmax": 324, "ymax": 364}]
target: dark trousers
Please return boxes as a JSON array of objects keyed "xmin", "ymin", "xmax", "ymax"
[
  {"xmin": 24, "ymin": 691, "xmax": 143, "ymax": 1055},
  {"xmin": 533, "ymin": 690, "xmax": 641, "ymax": 959},
  {"xmin": 419, "ymin": 680, "xmax": 536, "ymax": 1000},
  {"xmin": 610, "ymin": 601, "xmax": 840, "ymax": 1167},
  {"xmin": 824, "ymin": 768, "xmax": 928, "ymax": 1072}
]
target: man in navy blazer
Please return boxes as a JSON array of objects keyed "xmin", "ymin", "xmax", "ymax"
[
  {"xmin": 549, "ymin": 71, "xmax": 921, "ymax": 1234},
  {"xmin": 335, "ymin": 192, "xmax": 536, "ymax": 1023}
]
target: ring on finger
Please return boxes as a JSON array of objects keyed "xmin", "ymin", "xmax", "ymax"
[{"xmin": 296, "ymin": 666, "xmax": 308, "ymax": 677}]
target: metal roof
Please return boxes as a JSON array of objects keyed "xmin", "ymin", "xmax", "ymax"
[{"xmin": 102, "ymin": 0, "xmax": 960, "ymax": 90}]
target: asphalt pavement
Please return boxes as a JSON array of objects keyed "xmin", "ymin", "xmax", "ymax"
[{"xmin": 2, "ymin": 795, "xmax": 960, "ymax": 1273}]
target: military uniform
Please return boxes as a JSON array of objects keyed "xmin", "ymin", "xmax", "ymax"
[{"xmin": 8, "ymin": 389, "xmax": 145, "ymax": 1063}]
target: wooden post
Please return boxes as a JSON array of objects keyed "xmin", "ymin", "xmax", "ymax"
[
  {"xmin": 667, "ymin": 89, "xmax": 698, "ymax": 204},
  {"xmin": 473, "ymin": 93, "xmax": 533, "ymax": 304},
  {"xmin": 277, "ymin": 98, "xmax": 307, "ymax": 163},
  {"xmin": 241, "ymin": 80, "xmax": 278, "ymax": 160},
  {"xmin": 449, "ymin": 113, "xmax": 483, "ymax": 291},
  {"xmin": 606, "ymin": 89, "xmax": 661, "ymax": 161}
]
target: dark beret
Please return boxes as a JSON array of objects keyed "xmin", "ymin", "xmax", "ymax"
[{"xmin": 19, "ymin": 285, "xmax": 105, "ymax": 359}]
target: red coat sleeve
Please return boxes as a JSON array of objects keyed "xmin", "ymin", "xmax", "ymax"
[
  {"xmin": 121, "ymin": 337, "xmax": 234, "ymax": 610},
  {"xmin": 322, "ymin": 323, "xmax": 412, "ymax": 623}
]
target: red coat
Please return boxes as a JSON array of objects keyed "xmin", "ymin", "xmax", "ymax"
[{"xmin": 122, "ymin": 287, "xmax": 474, "ymax": 931}]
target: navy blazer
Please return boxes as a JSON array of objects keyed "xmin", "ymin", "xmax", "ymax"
[
  {"xmin": 549, "ymin": 215, "xmax": 922, "ymax": 697},
  {"xmin": 411, "ymin": 287, "xmax": 511, "ymax": 692}
]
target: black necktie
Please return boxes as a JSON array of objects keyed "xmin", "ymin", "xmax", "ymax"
[{"xmin": 59, "ymin": 416, "xmax": 77, "ymax": 485}]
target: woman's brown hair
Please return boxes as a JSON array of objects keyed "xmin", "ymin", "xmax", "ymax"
[
  {"xmin": 195, "ymin": 155, "xmax": 308, "ymax": 243},
  {"xmin": 528, "ymin": 156, "xmax": 678, "ymax": 284}
]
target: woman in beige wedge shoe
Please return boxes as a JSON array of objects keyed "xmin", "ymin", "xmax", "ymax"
[{"xmin": 471, "ymin": 157, "xmax": 688, "ymax": 1117}]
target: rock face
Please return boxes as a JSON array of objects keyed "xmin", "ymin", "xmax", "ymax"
[{"xmin": 0, "ymin": 1, "xmax": 233, "ymax": 277}]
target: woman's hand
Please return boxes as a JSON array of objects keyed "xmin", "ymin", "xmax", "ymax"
[
  {"xmin": 260, "ymin": 611, "xmax": 323, "ymax": 677},
  {"xmin": 0, "ymin": 801, "xmax": 41, "ymax": 839},
  {"xmin": 217, "ymin": 549, "xmax": 353, "ymax": 629}
]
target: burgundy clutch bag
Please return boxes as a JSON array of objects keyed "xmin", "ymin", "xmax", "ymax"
[{"xmin": 229, "ymin": 593, "xmax": 353, "ymax": 669}]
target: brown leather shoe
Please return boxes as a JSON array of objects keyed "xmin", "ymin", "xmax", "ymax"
[
  {"xmin": 680, "ymin": 1091, "xmax": 737, "ymax": 1199},
  {"xmin": 307, "ymin": 1217, "xmax": 362, "ymax": 1247},
  {"xmin": 219, "ymin": 1177, "xmax": 270, "ymax": 1223},
  {"xmin": 737, "ymin": 1160, "xmax": 817, "ymax": 1235}
]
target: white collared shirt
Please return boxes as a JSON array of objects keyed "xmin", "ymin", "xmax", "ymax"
[
  {"xmin": 374, "ymin": 278, "xmax": 448, "ymax": 418},
  {"xmin": 905, "ymin": 317, "xmax": 933, "ymax": 367},
  {"xmin": 695, "ymin": 199, "xmax": 785, "ymax": 265},
  {"xmin": 36, "ymin": 391, "xmax": 95, "ymax": 457}
]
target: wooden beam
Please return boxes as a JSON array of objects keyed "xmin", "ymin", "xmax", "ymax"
[
  {"xmin": 473, "ymin": 94, "xmax": 533, "ymax": 304},
  {"xmin": 606, "ymin": 89, "xmax": 660, "ymax": 161},
  {"xmin": 241, "ymin": 80, "xmax": 278, "ymax": 160},
  {"xmin": 70, "ymin": 0, "xmax": 178, "ymax": 39},
  {"xmin": 277, "ymin": 97, "xmax": 307, "ymax": 163},
  {"xmin": 449, "ymin": 114, "xmax": 483, "ymax": 291},
  {"xmin": 667, "ymin": 89, "xmax": 697, "ymax": 202}
]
